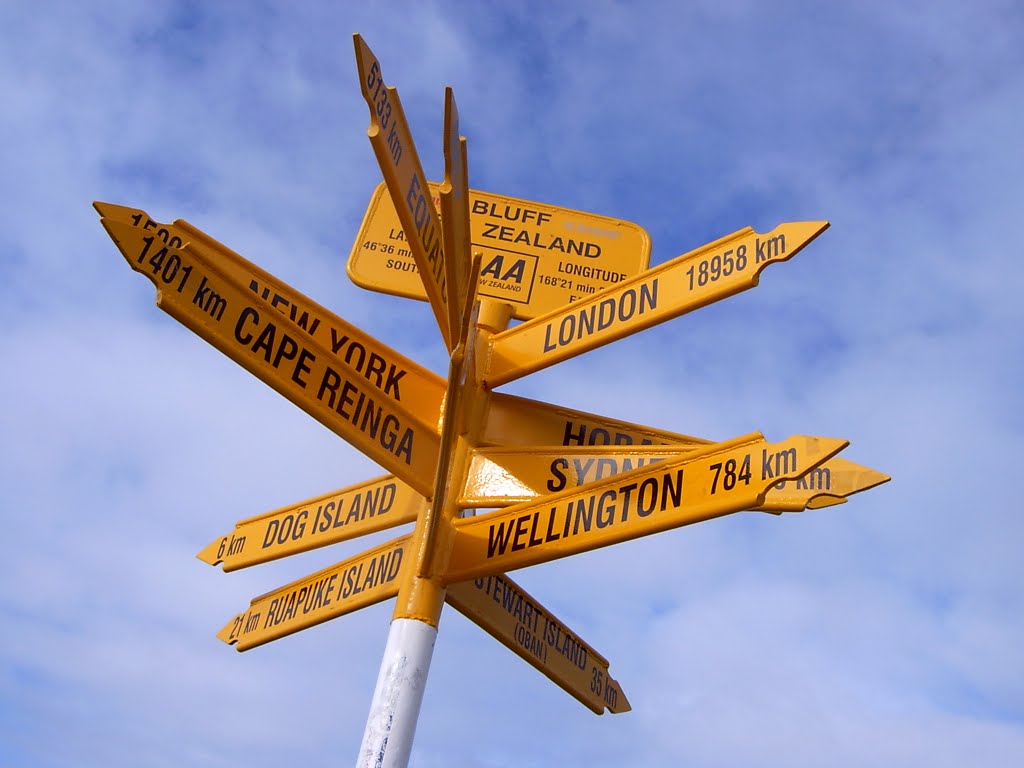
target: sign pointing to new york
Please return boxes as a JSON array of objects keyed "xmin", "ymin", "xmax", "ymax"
[
  {"xmin": 97, "ymin": 211, "xmax": 441, "ymax": 497},
  {"xmin": 483, "ymin": 221, "xmax": 829, "ymax": 386},
  {"xmin": 445, "ymin": 434, "xmax": 848, "ymax": 582}
]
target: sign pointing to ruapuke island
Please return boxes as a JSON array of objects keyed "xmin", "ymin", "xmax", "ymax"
[{"xmin": 94, "ymin": 31, "xmax": 888, "ymax": 768}]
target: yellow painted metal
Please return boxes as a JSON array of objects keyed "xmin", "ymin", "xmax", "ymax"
[
  {"xmin": 390, "ymin": 261, "xmax": 485, "ymax": 626},
  {"xmin": 97, "ymin": 208, "xmax": 442, "ymax": 498},
  {"xmin": 218, "ymin": 535, "xmax": 410, "ymax": 651},
  {"xmin": 483, "ymin": 221, "xmax": 830, "ymax": 387},
  {"xmin": 197, "ymin": 475, "xmax": 426, "ymax": 571},
  {"xmin": 462, "ymin": 446, "xmax": 698, "ymax": 507},
  {"xmin": 438, "ymin": 86, "xmax": 472, "ymax": 342},
  {"xmin": 354, "ymin": 34, "xmax": 452, "ymax": 349},
  {"xmin": 95, "ymin": 203, "xmax": 447, "ymax": 432},
  {"xmin": 763, "ymin": 456, "xmax": 891, "ymax": 513},
  {"xmin": 446, "ymin": 573, "xmax": 630, "ymax": 714},
  {"xmin": 484, "ymin": 392, "xmax": 708, "ymax": 448},
  {"xmin": 348, "ymin": 182, "xmax": 651, "ymax": 321},
  {"xmin": 462, "ymin": 446, "xmax": 889, "ymax": 512},
  {"xmin": 444, "ymin": 434, "xmax": 849, "ymax": 583}
]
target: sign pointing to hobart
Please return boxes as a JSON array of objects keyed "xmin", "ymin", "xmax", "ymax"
[{"xmin": 483, "ymin": 221, "xmax": 829, "ymax": 386}]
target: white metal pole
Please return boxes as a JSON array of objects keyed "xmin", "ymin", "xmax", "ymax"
[{"xmin": 355, "ymin": 617, "xmax": 438, "ymax": 768}]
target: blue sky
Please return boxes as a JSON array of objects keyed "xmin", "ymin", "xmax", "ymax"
[{"xmin": 2, "ymin": 1, "xmax": 1022, "ymax": 766}]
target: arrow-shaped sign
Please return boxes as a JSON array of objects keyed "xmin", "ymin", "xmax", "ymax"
[
  {"xmin": 484, "ymin": 391, "xmax": 709, "ymax": 449},
  {"xmin": 197, "ymin": 475, "xmax": 425, "ymax": 571},
  {"xmin": 483, "ymin": 222, "xmax": 830, "ymax": 386},
  {"xmin": 447, "ymin": 573, "xmax": 629, "ymax": 714},
  {"xmin": 438, "ymin": 85, "xmax": 472, "ymax": 342},
  {"xmin": 444, "ymin": 434, "xmax": 848, "ymax": 583},
  {"xmin": 98, "ymin": 212, "xmax": 441, "ymax": 497},
  {"xmin": 354, "ymin": 34, "xmax": 453, "ymax": 349},
  {"xmin": 219, "ymin": 535, "xmax": 410, "ymax": 651}
]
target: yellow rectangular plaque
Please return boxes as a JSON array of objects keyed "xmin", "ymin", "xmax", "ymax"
[{"xmin": 349, "ymin": 183, "xmax": 651, "ymax": 321}]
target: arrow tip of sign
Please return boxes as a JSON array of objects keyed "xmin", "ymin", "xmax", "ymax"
[
  {"xmin": 216, "ymin": 620, "xmax": 242, "ymax": 647},
  {"xmin": 93, "ymin": 201, "xmax": 135, "ymax": 220},
  {"xmin": 195, "ymin": 540, "xmax": 223, "ymax": 567},
  {"xmin": 608, "ymin": 686, "xmax": 631, "ymax": 715}
]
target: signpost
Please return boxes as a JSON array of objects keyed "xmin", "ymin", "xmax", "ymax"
[
  {"xmin": 446, "ymin": 573, "xmax": 629, "ymax": 714},
  {"xmin": 95, "ymin": 32, "xmax": 889, "ymax": 768}
]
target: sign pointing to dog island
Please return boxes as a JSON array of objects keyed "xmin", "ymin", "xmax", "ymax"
[{"xmin": 444, "ymin": 434, "xmax": 848, "ymax": 582}]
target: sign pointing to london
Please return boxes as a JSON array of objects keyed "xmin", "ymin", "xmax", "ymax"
[
  {"xmin": 445, "ymin": 434, "xmax": 848, "ymax": 583},
  {"xmin": 483, "ymin": 221, "xmax": 830, "ymax": 386}
]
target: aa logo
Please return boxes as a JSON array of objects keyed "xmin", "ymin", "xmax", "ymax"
[{"xmin": 476, "ymin": 252, "xmax": 537, "ymax": 304}]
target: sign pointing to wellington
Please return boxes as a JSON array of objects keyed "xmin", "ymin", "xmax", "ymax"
[{"xmin": 444, "ymin": 434, "xmax": 848, "ymax": 583}]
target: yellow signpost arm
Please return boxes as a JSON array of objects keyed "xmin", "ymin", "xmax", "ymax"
[
  {"xmin": 218, "ymin": 534, "xmax": 411, "ymax": 651},
  {"xmin": 439, "ymin": 86, "xmax": 473, "ymax": 343},
  {"xmin": 98, "ymin": 215, "xmax": 441, "ymax": 498},
  {"xmin": 446, "ymin": 573, "xmax": 629, "ymax": 714},
  {"xmin": 197, "ymin": 475, "xmax": 426, "ymax": 571},
  {"xmin": 460, "ymin": 446, "xmax": 889, "ymax": 511},
  {"xmin": 445, "ymin": 434, "xmax": 849, "ymax": 583},
  {"xmin": 354, "ymin": 34, "xmax": 453, "ymax": 350},
  {"xmin": 483, "ymin": 221, "xmax": 830, "ymax": 387}
]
